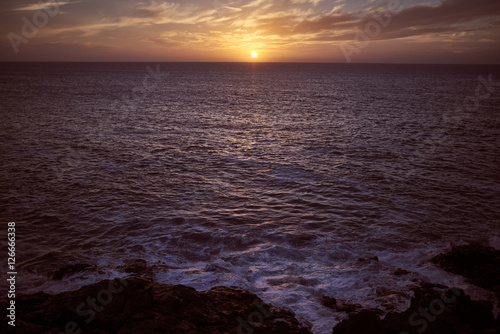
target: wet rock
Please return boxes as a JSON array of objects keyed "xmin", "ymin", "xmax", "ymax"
[
  {"xmin": 204, "ymin": 263, "xmax": 231, "ymax": 273},
  {"xmin": 431, "ymin": 244, "xmax": 500, "ymax": 297},
  {"xmin": 335, "ymin": 303, "xmax": 363, "ymax": 314},
  {"xmin": 357, "ymin": 256, "xmax": 379, "ymax": 263},
  {"xmin": 321, "ymin": 296, "xmax": 337, "ymax": 308},
  {"xmin": 375, "ymin": 286, "xmax": 393, "ymax": 297},
  {"xmin": 0, "ymin": 277, "xmax": 312, "ymax": 334},
  {"xmin": 321, "ymin": 297, "xmax": 363, "ymax": 314},
  {"xmin": 52, "ymin": 263, "xmax": 95, "ymax": 280},
  {"xmin": 393, "ymin": 268, "xmax": 410, "ymax": 276},
  {"xmin": 332, "ymin": 284, "xmax": 498, "ymax": 334},
  {"xmin": 333, "ymin": 310, "xmax": 385, "ymax": 334},
  {"xmin": 120, "ymin": 259, "xmax": 149, "ymax": 274},
  {"xmin": 334, "ymin": 245, "xmax": 500, "ymax": 334}
]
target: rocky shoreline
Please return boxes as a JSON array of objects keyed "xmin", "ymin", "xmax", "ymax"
[
  {"xmin": 332, "ymin": 244, "xmax": 500, "ymax": 334},
  {"xmin": 2, "ymin": 244, "xmax": 499, "ymax": 334}
]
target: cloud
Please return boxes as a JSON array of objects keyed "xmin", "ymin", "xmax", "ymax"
[
  {"xmin": 0, "ymin": 0, "xmax": 499, "ymax": 62},
  {"xmin": 239, "ymin": 0, "xmax": 500, "ymax": 40},
  {"xmin": 13, "ymin": 1, "xmax": 78, "ymax": 12}
]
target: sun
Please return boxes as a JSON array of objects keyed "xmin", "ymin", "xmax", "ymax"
[{"xmin": 251, "ymin": 52, "xmax": 258, "ymax": 58}]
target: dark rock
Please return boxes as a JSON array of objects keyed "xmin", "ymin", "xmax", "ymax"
[
  {"xmin": 454, "ymin": 298, "xmax": 495, "ymax": 330},
  {"xmin": 335, "ymin": 303, "xmax": 363, "ymax": 314},
  {"xmin": 0, "ymin": 277, "xmax": 312, "ymax": 334},
  {"xmin": 375, "ymin": 286, "xmax": 393, "ymax": 297},
  {"xmin": 393, "ymin": 268, "xmax": 410, "ymax": 276},
  {"xmin": 333, "ymin": 310, "xmax": 384, "ymax": 334},
  {"xmin": 357, "ymin": 256, "xmax": 379, "ymax": 263},
  {"xmin": 335, "ymin": 245, "xmax": 500, "ymax": 334},
  {"xmin": 332, "ymin": 284, "xmax": 498, "ymax": 334},
  {"xmin": 431, "ymin": 244, "xmax": 500, "ymax": 297},
  {"xmin": 120, "ymin": 259, "xmax": 148, "ymax": 274},
  {"xmin": 321, "ymin": 297, "xmax": 363, "ymax": 314},
  {"xmin": 52, "ymin": 263, "xmax": 95, "ymax": 280},
  {"xmin": 321, "ymin": 296, "xmax": 337, "ymax": 308}
]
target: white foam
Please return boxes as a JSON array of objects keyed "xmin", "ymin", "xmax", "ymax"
[
  {"xmin": 15, "ymin": 237, "xmax": 499, "ymax": 334},
  {"xmin": 149, "ymin": 240, "xmax": 475, "ymax": 334}
]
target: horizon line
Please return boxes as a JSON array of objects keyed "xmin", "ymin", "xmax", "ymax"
[{"xmin": 1, "ymin": 61, "xmax": 500, "ymax": 66}]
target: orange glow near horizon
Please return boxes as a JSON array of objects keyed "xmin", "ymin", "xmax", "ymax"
[{"xmin": 0, "ymin": 0, "xmax": 499, "ymax": 63}]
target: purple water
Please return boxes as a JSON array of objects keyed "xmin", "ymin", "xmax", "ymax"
[{"xmin": 1, "ymin": 62, "xmax": 499, "ymax": 333}]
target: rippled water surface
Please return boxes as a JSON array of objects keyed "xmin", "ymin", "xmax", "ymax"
[{"xmin": 1, "ymin": 63, "xmax": 500, "ymax": 333}]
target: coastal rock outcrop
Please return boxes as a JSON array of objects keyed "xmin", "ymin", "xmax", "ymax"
[
  {"xmin": 332, "ymin": 284, "xmax": 497, "ymax": 334},
  {"xmin": 332, "ymin": 244, "xmax": 500, "ymax": 334},
  {"xmin": 4, "ymin": 244, "xmax": 500, "ymax": 334},
  {"xmin": 431, "ymin": 244, "xmax": 500, "ymax": 298},
  {"xmin": 1, "ymin": 277, "xmax": 312, "ymax": 334}
]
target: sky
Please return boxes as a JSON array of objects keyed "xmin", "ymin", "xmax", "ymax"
[{"xmin": 0, "ymin": 0, "xmax": 499, "ymax": 63}]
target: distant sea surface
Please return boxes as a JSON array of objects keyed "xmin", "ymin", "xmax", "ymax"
[{"xmin": 1, "ymin": 63, "xmax": 500, "ymax": 333}]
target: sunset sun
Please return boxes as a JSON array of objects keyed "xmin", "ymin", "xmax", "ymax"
[{"xmin": 251, "ymin": 52, "xmax": 258, "ymax": 58}]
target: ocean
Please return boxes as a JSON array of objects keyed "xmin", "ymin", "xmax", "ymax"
[{"xmin": 1, "ymin": 62, "xmax": 499, "ymax": 333}]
